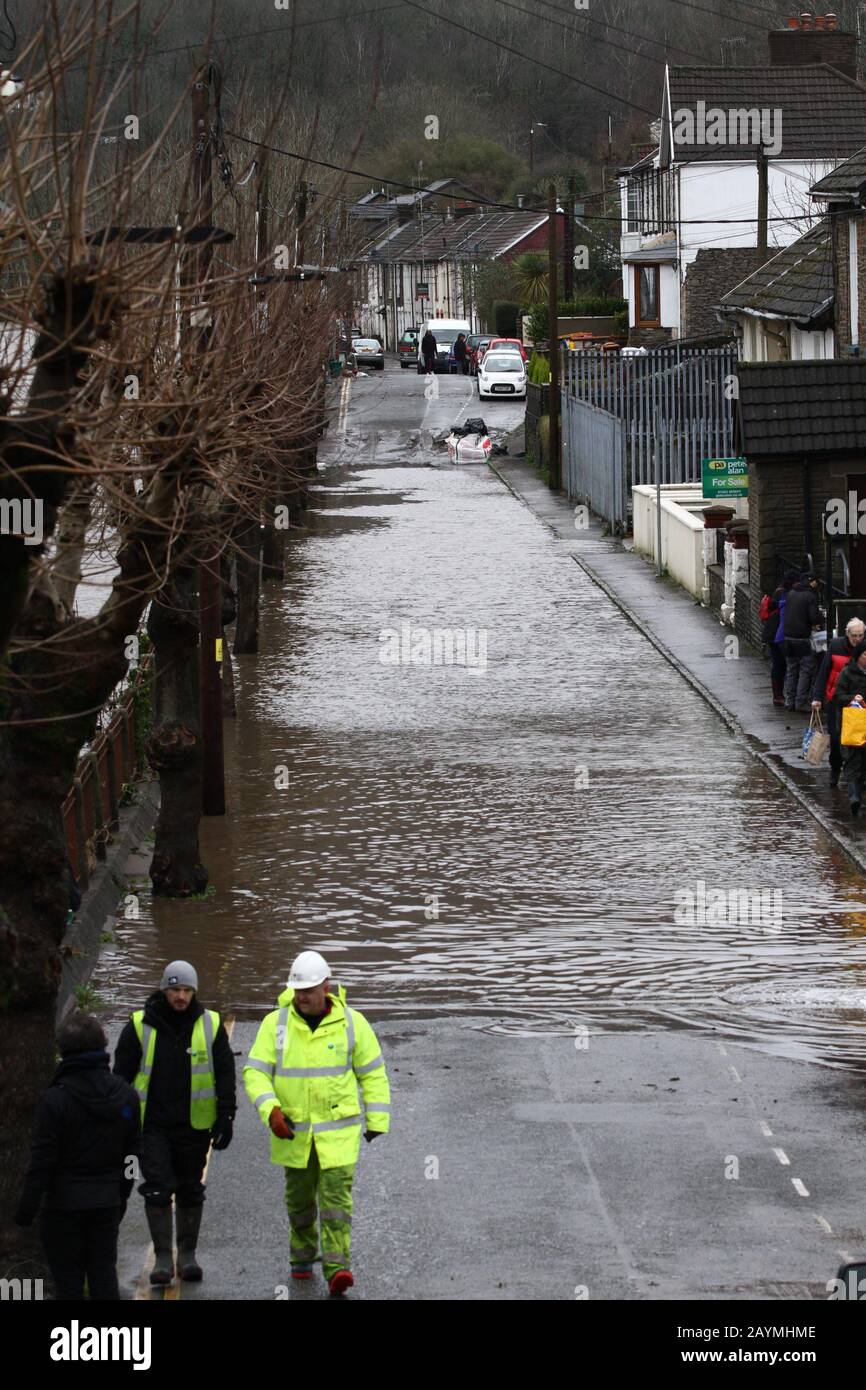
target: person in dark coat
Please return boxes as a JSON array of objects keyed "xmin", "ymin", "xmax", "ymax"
[
  {"xmin": 453, "ymin": 332, "xmax": 469, "ymax": 375},
  {"xmin": 114, "ymin": 960, "xmax": 236, "ymax": 1285},
  {"xmin": 15, "ymin": 1011, "xmax": 140, "ymax": 1300},
  {"xmin": 421, "ymin": 329, "xmax": 437, "ymax": 372},
  {"xmin": 812, "ymin": 615, "xmax": 866, "ymax": 787},
  {"xmin": 831, "ymin": 639, "xmax": 866, "ymax": 816},
  {"xmin": 764, "ymin": 569, "xmax": 796, "ymax": 706},
  {"xmin": 783, "ymin": 571, "xmax": 822, "ymax": 711}
]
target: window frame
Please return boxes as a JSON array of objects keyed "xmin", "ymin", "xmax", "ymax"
[{"xmin": 634, "ymin": 263, "xmax": 661, "ymax": 328}]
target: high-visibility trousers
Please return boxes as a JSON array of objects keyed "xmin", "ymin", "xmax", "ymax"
[{"xmin": 284, "ymin": 1146, "xmax": 354, "ymax": 1276}]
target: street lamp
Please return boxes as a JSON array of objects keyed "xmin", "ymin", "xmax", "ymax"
[{"xmin": 529, "ymin": 122, "xmax": 547, "ymax": 176}]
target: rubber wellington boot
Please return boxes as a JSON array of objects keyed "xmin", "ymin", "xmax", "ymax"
[
  {"xmin": 328, "ymin": 1270, "xmax": 353, "ymax": 1297},
  {"xmin": 146, "ymin": 1206, "xmax": 175, "ymax": 1285},
  {"xmin": 176, "ymin": 1205, "xmax": 203, "ymax": 1281}
]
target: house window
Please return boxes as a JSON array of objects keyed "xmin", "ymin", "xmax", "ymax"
[
  {"xmin": 626, "ymin": 178, "xmax": 639, "ymax": 233},
  {"xmin": 635, "ymin": 264, "xmax": 660, "ymax": 327}
]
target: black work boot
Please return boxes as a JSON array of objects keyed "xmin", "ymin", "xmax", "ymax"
[
  {"xmin": 176, "ymin": 1205, "xmax": 203, "ymax": 1281},
  {"xmin": 146, "ymin": 1205, "xmax": 175, "ymax": 1285}
]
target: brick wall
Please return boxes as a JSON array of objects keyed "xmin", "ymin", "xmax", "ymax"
[{"xmin": 747, "ymin": 456, "xmax": 854, "ymax": 643}]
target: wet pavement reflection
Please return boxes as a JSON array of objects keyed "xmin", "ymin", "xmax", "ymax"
[{"xmin": 94, "ymin": 401, "xmax": 866, "ymax": 1070}]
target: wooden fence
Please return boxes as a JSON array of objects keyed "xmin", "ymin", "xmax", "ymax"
[{"xmin": 62, "ymin": 655, "xmax": 152, "ymax": 890}]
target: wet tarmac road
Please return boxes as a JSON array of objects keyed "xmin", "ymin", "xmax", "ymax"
[{"xmin": 94, "ymin": 361, "xmax": 866, "ymax": 1070}]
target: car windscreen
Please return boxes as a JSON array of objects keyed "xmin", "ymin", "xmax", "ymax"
[
  {"xmin": 483, "ymin": 355, "xmax": 523, "ymax": 372},
  {"xmin": 428, "ymin": 330, "xmax": 461, "ymax": 346},
  {"xmin": 354, "ymin": 340, "xmax": 380, "ymax": 349}
]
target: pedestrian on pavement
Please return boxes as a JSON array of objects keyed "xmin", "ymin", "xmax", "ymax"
[
  {"xmin": 763, "ymin": 569, "xmax": 796, "ymax": 706},
  {"xmin": 783, "ymin": 570, "xmax": 822, "ymax": 712},
  {"xmin": 113, "ymin": 961, "xmax": 236, "ymax": 1285},
  {"xmin": 812, "ymin": 615, "xmax": 866, "ymax": 787},
  {"xmin": 453, "ymin": 332, "xmax": 469, "ymax": 375},
  {"xmin": 421, "ymin": 329, "xmax": 437, "ymax": 373},
  {"xmin": 832, "ymin": 639, "xmax": 866, "ymax": 816},
  {"xmin": 15, "ymin": 1011, "xmax": 140, "ymax": 1300},
  {"xmin": 243, "ymin": 950, "xmax": 390, "ymax": 1297}
]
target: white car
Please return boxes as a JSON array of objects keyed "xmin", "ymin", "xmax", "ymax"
[{"xmin": 477, "ymin": 350, "xmax": 527, "ymax": 400}]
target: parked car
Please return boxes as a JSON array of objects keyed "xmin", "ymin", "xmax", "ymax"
[
  {"xmin": 485, "ymin": 337, "xmax": 528, "ymax": 362},
  {"xmin": 477, "ymin": 350, "xmax": 527, "ymax": 400},
  {"xmin": 417, "ymin": 318, "xmax": 472, "ymax": 372},
  {"xmin": 352, "ymin": 337, "xmax": 384, "ymax": 369},
  {"xmin": 465, "ymin": 334, "xmax": 485, "ymax": 373},
  {"xmin": 398, "ymin": 328, "xmax": 419, "ymax": 367},
  {"xmin": 469, "ymin": 337, "xmax": 491, "ymax": 375}
]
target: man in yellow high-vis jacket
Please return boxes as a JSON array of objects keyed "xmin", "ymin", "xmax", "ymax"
[
  {"xmin": 114, "ymin": 961, "xmax": 236, "ymax": 1285},
  {"xmin": 244, "ymin": 950, "xmax": 390, "ymax": 1297}
]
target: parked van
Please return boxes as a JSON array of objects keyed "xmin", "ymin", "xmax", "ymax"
[{"xmin": 417, "ymin": 318, "xmax": 471, "ymax": 372}]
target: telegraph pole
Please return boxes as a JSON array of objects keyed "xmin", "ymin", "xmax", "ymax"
[
  {"xmin": 563, "ymin": 174, "xmax": 576, "ymax": 301},
  {"xmin": 757, "ymin": 148, "xmax": 768, "ymax": 261},
  {"xmin": 295, "ymin": 179, "xmax": 308, "ymax": 266},
  {"xmin": 547, "ymin": 182, "xmax": 561, "ymax": 491},
  {"xmin": 193, "ymin": 62, "xmax": 226, "ymax": 817}
]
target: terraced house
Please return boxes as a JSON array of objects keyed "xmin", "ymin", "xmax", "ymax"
[{"xmin": 619, "ymin": 15, "xmax": 866, "ymax": 345}]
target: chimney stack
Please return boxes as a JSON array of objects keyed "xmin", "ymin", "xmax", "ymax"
[{"xmin": 768, "ymin": 13, "xmax": 856, "ymax": 79}]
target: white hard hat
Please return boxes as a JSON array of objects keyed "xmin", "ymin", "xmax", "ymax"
[{"xmin": 287, "ymin": 951, "xmax": 330, "ymax": 989}]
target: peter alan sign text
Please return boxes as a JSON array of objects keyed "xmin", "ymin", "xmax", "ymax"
[{"xmin": 702, "ymin": 456, "xmax": 748, "ymax": 500}]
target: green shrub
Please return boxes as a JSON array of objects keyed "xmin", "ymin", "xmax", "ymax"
[{"xmin": 528, "ymin": 351, "xmax": 550, "ymax": 385}]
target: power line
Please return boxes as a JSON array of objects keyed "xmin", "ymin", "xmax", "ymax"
[
  {"xmin": 397, "ymin": 0, "xmax": 658, "ymax": 118},
  {"xmin": 223, "ymin": 128, "xmax": 824, "ymax": 225},
  {"xmin": 497, "ymin": 0, "xmax": 703, "ymax": 66}
]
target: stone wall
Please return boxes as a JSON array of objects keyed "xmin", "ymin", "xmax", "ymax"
[
  {"xmin": 627, "ymin": 325, "xmax": 672, "ymax": 349},
  {"xmin": 525, "ymin": 382, "xmax": 549, "ymax": 465}
]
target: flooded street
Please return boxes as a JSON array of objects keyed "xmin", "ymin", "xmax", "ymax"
[{"xmin": 95, "ymin": 366, "xmax": 866, "ymax": 1069}]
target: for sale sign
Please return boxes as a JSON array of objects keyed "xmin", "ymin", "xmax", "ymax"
[{"xmin": 702, "ymin": 455, "xmax": 747, "ymax": 499}]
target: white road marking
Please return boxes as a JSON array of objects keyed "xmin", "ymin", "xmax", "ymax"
[
  {"xmin": 772, "ymin": 1147, "xmax": 790, "ymax": 1166},
  {"xmin": 839, "ymin": 1248, "xmax": 854, "ymax": 1263},
  {"xmin": 728, "ymin": 1064, "xmax": 741, "ymax": 1083},
  {"xmin": 715, "ymin": 1042, "xmax": 727, "ymax": 1056},
  {"xmin": 759, "ymin": 1120, "xmax": 773, "ymax": 1137},
  {"xmin": 815, "ymin": 1214, "xmax": 833, "ymax": 1234},
  {"xmin": 791, "ymin": 1178, "xmax": 810, "ymax": 1198}
]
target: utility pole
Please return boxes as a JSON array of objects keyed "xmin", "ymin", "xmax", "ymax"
[
  {"xmin": 193, "ymin": 62, "xmax": 226, "ymax": 817},
  {"xmin": 295, "ymin": 178, "xmax": 308, "ymax": 267},
  {"xmin": 547, "ymin": 182, "xmax": 561, "ymax": 492},
  {"xmin": 757, "ymin": 148, "xmax": 768, "ymax": 261},
  {"xmin": 563, "ymin": 175, "xmax": 576, "ymax": 301},
  {"xmin": 253, "ymin": 150, "xmax": 269, "ymax": 330}
]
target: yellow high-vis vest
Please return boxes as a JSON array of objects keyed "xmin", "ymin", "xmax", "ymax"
[
  {"xmin": 132, "ymin": 1009, "xmax": 219, "ymax": 1130},
  {"xmin": 243, "ymin": 984, "xmax": 390, "ymax": 1169}
]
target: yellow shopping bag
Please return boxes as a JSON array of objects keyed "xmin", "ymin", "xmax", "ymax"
[{"xmin": 841, "ymin": 705, "xmax": 866, "ymax": 747}]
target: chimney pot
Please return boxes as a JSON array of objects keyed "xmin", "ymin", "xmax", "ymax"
[
  {"xmin": 826, "ymin": 11, "xmax": 838, "ymax": 28},
  {"xmin": 800, "ymin": 12, "xmax": 813, "ymax": 29},
  {"xmin": 787, "ymin": 14, "xmax": 799, "ymax": 26},
  {"xmin": 814, "ymin": 12, "xmax": 825, "ymax": 29}
]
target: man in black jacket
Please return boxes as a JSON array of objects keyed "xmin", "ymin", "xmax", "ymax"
[
  {"xmin": 783, "ymin": 571, "xmax": 822, "ymax": 712},
  {"xmin": 15, "ymin": 1011, "xmax": 140, "ymax": 1299},
  {"xmin": 113, "ymin": 961, "xmax": 235, "ymax": 1285}
]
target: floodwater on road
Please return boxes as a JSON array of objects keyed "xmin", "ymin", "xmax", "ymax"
[{"xmin": 93, "ymin": 370, "xmax": 866, "ymax": 1070}]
